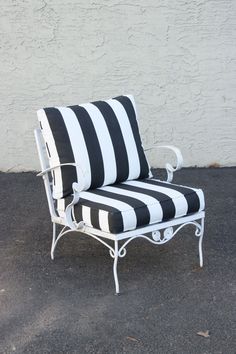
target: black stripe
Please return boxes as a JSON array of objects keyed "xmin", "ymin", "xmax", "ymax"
[
  {"xmin": 44, "ymin": 107, "xmax": 77, "ymax": 197},
  {"xmin": 113, "ymin": 96, "xmax": 150, "ymax": 179},
  {"xmin": 108, "ymin": 211, "xmax": 124, "ymax": 234},
  {"xmin": 92, "ymin": 101, "xmax": 129, "ymax": 182},
  {"xmin": 119, "ymin": 182, "xmax": 176, "ymax": 221},
  {"xmin": 64, "ymin": 195, "xmax": 74, "ymax": 208},
  {"xmin": 68, "ymin": 105, "xmax": 104, "ymax": 189},
  {"xmin": 73, "ymin": 198, "xmax": 124, "ymax": 233},
  {"xmin": 74, "ymin": 202, "xmax": 83, "ymax": 224},
  {"xmin": 55, "ymin": 200, "xmax": 60, "ymax": 217},
  {"xmin": 144, "ymin": 179, "xmax": 200, "ymax": 214},
  {"xmin": 45, "ymin": 142, "xmax": 51, "ymax": 158},
  {"xmin": 89, "ymin": 189, "xmax": 150, "ymax": 228}
]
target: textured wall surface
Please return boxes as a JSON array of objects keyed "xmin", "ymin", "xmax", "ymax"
[{"xmin": 0, "ymin": 0, "xmax": 236, "ymax": 171}]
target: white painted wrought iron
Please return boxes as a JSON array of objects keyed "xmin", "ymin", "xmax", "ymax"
[{"xmin": 35, "ymin": 128, "xmax": 205, "ymax": 294}]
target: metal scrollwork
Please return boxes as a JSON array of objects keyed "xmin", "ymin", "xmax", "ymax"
[
  {"xmin": 152, "ymin": 230, "xmax": 161, "ymax": 241},
  {"xmin": 109, "ymin": 249, "xmax": 115, "ymax": 258},
  {"xmin": 116, "ymin": 221, "xmax": 204, "ymax": 260},
  {"xmin": 118, "ymin": 248, "xmax": 127, "ymax": 258},
  {"xmin": 163, "ymin": 226, "xmax": 174, "ymax": 240},
  {"xmin": 50, "ymin": 218, "xmax": 204, "ymax": 295},
  {"xmin": 151, "ymin": 227, "xmax": 174, "ymax": 244}
]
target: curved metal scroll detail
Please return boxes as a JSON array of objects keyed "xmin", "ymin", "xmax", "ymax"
[
  {"xmin": 144, "ymin": 145, "xmax": 184, "ymax": 182},
  {"xmin": 51, "ymin": 220, "xmax": 203, "ymax": 263},
  {"xmin": 51, "ymin": 224, "xmax": 74, "ymax": 260},
  {"xmin": 152, "ymin": 227, "xmax": 174, "ymax": 243},
  {"xmin": 117, "ymin": 221, "xmax": 203, "ymax": 259},
  {"xmin": 109, "ymin": 247, "xmax": 126, "ymax": 258},
  {"xmin": 51, "ymin": 224, "xmax": 117, "ymax": 261},
  {"xmin": 51, "ymin": 218, "xmax": 204, "ymax": 294}
]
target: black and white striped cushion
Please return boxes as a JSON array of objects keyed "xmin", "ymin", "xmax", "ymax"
[
  {"xmin": 37, "ymin": 95, "xmax": 151, "ymax": 199},
  {"xmin": 57, "ymin": 179, "xmax": 205, "ymax": 234}
]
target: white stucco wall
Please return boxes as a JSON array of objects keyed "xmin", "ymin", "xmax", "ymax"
[{"xmin": 0, "ymin": 0, "xmax": 236, "ymax": 171}]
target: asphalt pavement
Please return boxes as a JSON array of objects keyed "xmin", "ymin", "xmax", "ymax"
[{"xmin": 0, "ymin": 168, "xmax": 235, "ymax": 353}]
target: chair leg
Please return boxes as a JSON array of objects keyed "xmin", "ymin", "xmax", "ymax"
[
  {"xmin": 113, "ymin": 240, "xmax": 120, "ymax": 295},
  {"xmin": 51, "ymin": 222, "xmax": 56, "ymax": 260},
  {"xmin": 198, "ymin": 217, "xmax": 205, "ymax": 267}
]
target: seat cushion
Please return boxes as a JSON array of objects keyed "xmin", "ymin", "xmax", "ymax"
[
  {"xmin": 57, "ymin": 178, "xmax": 205, "ymax": 234},
  {"xmin": 37, "ymin": 95, "xmax": 151, "ymax": 199}
]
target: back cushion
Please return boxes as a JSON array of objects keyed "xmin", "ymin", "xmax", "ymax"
[{"xmin": 37, "ymin": 94, "xmax": 152, "ymax": 199}]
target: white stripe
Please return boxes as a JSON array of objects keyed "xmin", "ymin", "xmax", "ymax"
[
  {"xmin": 57, "ymin": 198, "xmax": 65, "ymax": 218},
  {"xmin": 80, "ymin": 191, "xmax": 137, "ymax": 231},
  {"xmin": 107, "ymin": 99, "xmax": 141, "ymax": 180},
  {"xmin": 80, "ymin": 103, "xmax": 117, "ymax": 186},
  {"xmin": 57, "ymin": 107, "xmax": 91, "ymax": 190},
  {"xmin": 103, "ymin": 185, "xmax": 163, "ymax": 223},
  {"xmin": 98, "ymin": 210, "xmax": 110, "ymax": 232},
  {"xmin": 82, "ymin": 205, "xmax": 92, "ymax": 227},
  {"xmin": 37, "ymin": 109, "xmax": 63, "ymax": 199},
  {"xmin": 124, "ymin": 180, "xmax": 188, "ymax": 218},
  {"xmin": 151, "ymin": 179, "xmax": 205, "ymax": 211}
]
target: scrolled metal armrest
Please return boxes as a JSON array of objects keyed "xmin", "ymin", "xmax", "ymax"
[
  {"xmin": 65, "ymin": 182, "xmax": 85, "ymax": 230},
  {"xmin": 37, "ymin": 162, "xmax": 80, "ymax": 177},
  {"xmin": 72, "ymin": 182, "xmax": 83, "ymax": 193},
  {"xmin": 145, "ymin": 145, "xmax": 183, "ymax": 182},
  {"xmin": 37, "ymin": 163, "xmax": 85, "ymax": 230}
]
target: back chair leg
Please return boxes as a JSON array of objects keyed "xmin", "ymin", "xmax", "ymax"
[
  {"xmin": 198, "ymin": 217, "xmax": 205, "ymax": 267},
  {"xmin": 51, "ymin": 222, "xmax": 56, "ymax": 260}
]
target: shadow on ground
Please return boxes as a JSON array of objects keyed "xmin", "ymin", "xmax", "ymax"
[{"xmin": 0, "ymin": 168, "xmax": 235, "ymax": 353}]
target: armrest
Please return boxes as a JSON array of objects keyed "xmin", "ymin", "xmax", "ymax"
[
  {"xmin": 72, "ymin": 182, "xmax": 83, "ymax": 193},
  {"xmin": 144, "ymin": 145, "xmax": 183, "ymax": 182},
  {"xmin": 65, "ymin": 182, "xmax": 85, "ymax": 230},
  {"xmin": 37, "ymin": 162, "xmax": 79, "ymax": 177},
  {"xmin": 37, "ymin": 163, "xmax": 85, "ymax": 229}
]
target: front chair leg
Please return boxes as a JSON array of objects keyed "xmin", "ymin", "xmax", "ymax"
[{"xmin": 112, "ymin": 240, "xmax": 120, "ymax": 295}]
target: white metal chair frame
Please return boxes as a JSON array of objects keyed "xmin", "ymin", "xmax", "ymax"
[{"xmin": 35, "ymin": 128, "xmax": 205, "ymax": 294}]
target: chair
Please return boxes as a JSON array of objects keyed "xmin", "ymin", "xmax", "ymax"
[{"xmin": 34, "ymin": 94, "xmax": 205, "ymax": 294}]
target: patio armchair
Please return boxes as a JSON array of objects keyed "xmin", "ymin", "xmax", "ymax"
[{"xmin": 35, "ymin": 94, "xmax": 205, "ymax": 294}]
